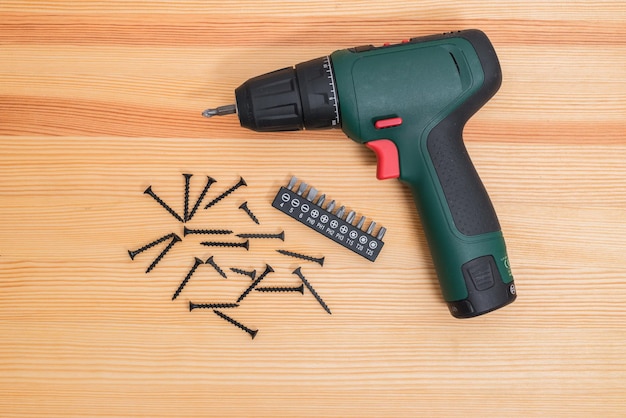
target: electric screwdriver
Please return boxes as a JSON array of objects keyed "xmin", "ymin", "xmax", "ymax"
[{"xmin": 203, "ymin": 29, "xmax": 516, "ymax": 318}]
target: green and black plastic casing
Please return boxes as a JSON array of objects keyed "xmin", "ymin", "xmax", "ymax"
[{"xmin": 234, "ymin": 30, "xmax": 516, "ymax": 318}]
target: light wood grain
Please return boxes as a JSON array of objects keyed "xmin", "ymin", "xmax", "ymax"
[{"xmin": 1, "ymin": 1, "xmax": 626, "ymax": 417}]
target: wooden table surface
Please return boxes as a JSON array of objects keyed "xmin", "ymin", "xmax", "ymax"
[{"xmin": 1, "ymin": 1, "xmax": 625, "ymax": 416}]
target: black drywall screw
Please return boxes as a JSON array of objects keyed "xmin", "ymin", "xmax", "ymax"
[
  {"xmin": 200, "ymin": 240, "xmax": 250, "ymax": 251},
  {"xmin": 187, "ymin": 176, "xmax": 216, "ymax": 222},
  {"xmin": 189, "ymin": 302, "xmax": 239, "ymax": 311},
  {"xmin": 236, "ymin": 231, "xmax": 285, "ymax": 241},
  {"xmin": 293, "ymin": 267, "xmax": 332, "ymax": 315},
  {"xmin": 237, "ymin": 264, "xmax": 274, "ymax": 303},
  {"xmin": 205, "ymin": 256, "xmax": 228, "ymax": 279},
  {"xmin": 229, "ymin": 267, "xmax": 256, "ymax": 280},
  {"xmin": 144, "ymin": 185, "xmax": 184, "ymax": 223},
  {"xmin": 213, "ymin": 310, "xmax": 258, "ymax": 340},
  {"xmin": 184, "ymin": 226, "xmax": 233, "ymax": 236},
  {"xmin": 276, "ymin": 249, "xmax": 325, "ymax": 266},
  {"xmin": 183, "ymin": 173, "xmax": 192, "ymax": 222},
  {"xmin": 146, "ymin": 234, "xmax": 182, "ymax": 273},
  {"xmin": 128, "ymin": 232, "xmax": 175, "ymax": 260},
  {"xmin": 255, "ymin": 284, "xmax": 304, "ymax": 294},
  {"xmin": 205, "ymin": 177, "xmax": 247, "ymax": 209},
  {"xmin": 238, "ymin": 201, "xmax": 260, "ymax": 224},
  {"xmin": 172, "ymin": 257, "xmax": 203, "ymax": 300}
]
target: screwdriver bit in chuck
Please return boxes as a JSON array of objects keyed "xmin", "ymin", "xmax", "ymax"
[{"xmin": 202, "ymin": 104, "xmax": 237, "ymax": 118}]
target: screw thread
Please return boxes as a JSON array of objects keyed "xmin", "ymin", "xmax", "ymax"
[
  {"xmin": 276, "ymin": 249, "xmax": 324, "ymax": 266},
  {"xmin": 236, "ymin": 232, "xmax": 284, "ymax": 241},
  {"xmin": 205, "ymin": 256, "xmax": 227, "ymax": 278},
  {"xmin": 239, "ymin": 201, "xmax": 260, "ymax": 224},
  {"xmin": 184, "ymin": 227, "xmax": 233, "ymax": 236},
  {"xmin": 145, "ymin": 234, "xmax": 181, "ymax": 273},
  {"xmin": 237, "ymin": 264, "xmax": 274, "ymax": 303},
  {"xmin": 201, "ymin": 240, "xmax": 249, "ymax": 250},
  {"xmin": 229, "ymin": 268, "xmax": 256, "ymax": 280},
  {"xmin": 128, "ymin": 232, "xmax": 175, "ymax": 260},
  {"xmin": 144, "ymin": 186, "xmax": 184, "ymax": 223},
  {"xmin": 213, "ymin": 310, "xmax": 258, "ymax": 339},
  {"xmin": 255, "ymin": 285, "xmax": 304, "ymax": 294},
  {"xmin": 189, "ymin": 302, "xmax": 239, "ymax": 311},
  {"xmin": 293, "ymin": 267, "xmax": 331, "ymax": 315},
  {"xmin": 187, "ymin": 176, "xmax": 216, "ymax": 222},
  {"xmin": 205, "ymin": 177, "xmax": 247, "ymax": 209},
  {"xmin": 183, "ymin": 174, "xmax": 192, "ymax": 222},
  {"xmin": 172, "ymin": 257, "xmax": 203, "ymax": 300}
]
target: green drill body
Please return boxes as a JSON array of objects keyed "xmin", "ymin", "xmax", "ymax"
[{"xmin": 204, "ymin": 30, "xmax": 516, "ymax": 318}]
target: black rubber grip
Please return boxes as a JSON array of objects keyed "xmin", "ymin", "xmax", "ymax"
[
  {"xmin": 427, "ymin": 30, "xmax": 503, "ymax": 236},
  {"xmin": 427, "ymin": 122, "xmax": 500, "ymax": 236}
]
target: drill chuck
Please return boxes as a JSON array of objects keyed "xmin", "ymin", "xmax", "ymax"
[{"xmin": 234, "ymin": 56, "xmax": 340, "ymax": 131}]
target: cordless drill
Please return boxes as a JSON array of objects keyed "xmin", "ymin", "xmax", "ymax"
[{"xmin": 203, "ymin": 29, "xmax": 516, "ymax": 318}]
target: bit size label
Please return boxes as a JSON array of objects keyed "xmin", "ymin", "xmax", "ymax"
[{"xmin": 272, "ymin": 185, "xmax": 384, "ymax": 262}]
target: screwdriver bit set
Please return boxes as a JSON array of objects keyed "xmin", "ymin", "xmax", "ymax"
[{"xmin": 272, "ymin": 176, "xmax": 385, "ymax": 262}]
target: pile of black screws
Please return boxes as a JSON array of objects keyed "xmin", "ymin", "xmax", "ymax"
[{"xmin": 128, "ymin": 174, "xmax": 331, "ymax": 339}]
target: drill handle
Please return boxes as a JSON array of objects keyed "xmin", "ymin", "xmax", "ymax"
[{"xmin": 404, "ymin": 120, "xmax": 516, "ymax": 317}]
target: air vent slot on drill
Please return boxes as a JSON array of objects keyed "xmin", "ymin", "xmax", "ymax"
[{"xmin": 449, "ymin": 52, "xmax": 461, "ymax": 74}]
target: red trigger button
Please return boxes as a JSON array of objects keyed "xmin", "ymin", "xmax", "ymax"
[{"xmin": 366, "ymin": 139, "xmax": 400, "ymax": 180}]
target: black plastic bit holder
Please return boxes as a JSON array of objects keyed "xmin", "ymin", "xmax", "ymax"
[{"xmin": 272, "ymin": 187, "xmax": 384, "ymax": 261}]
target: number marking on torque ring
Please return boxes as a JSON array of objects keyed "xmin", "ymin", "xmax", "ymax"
[{"xmin": 323, "ymin": 56, "xmax": 340, "ymax": 126}]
